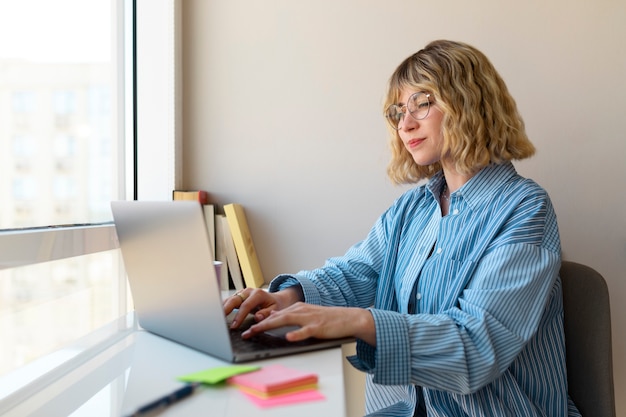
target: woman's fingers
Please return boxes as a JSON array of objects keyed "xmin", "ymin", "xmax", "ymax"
[
  {"xmin": 242, "ymin": 304, "xmax": 371, "ymax": 342},
  {"xmin": 224, "ymin": 288, "xmax": 277, "ymax": 328},
  {"xmin": 224, "ymin": 286, "xmax": 305, "ymax": 328},
  {"xmin": 224, "ymin": 288, "xmax": 377, "ymax": 344}
]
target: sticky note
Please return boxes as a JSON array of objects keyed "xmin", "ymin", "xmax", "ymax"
[
  {"xmin": 240, "ymin": 389, "xmax": 325, "ymax": 408},
  {"xmin": 178, "ymin": 365, "xmax": 260, "ymax": 385},
  {"xmin": 227, "ymin": 364, "xmax": 318, "ymax": 394}
]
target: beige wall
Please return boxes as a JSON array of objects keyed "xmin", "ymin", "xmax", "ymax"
[{"xmin": 181, "ymin": 1, "xmax": 626, "ymax": 415}]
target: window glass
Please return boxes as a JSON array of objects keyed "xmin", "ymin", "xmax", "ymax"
[
  {"xmin": 0, "ymin": 0, "xmax": 123, "ymax": 229},
  {"xmin": 0, "ymin": 0, "xmax": 132, "ymax": 378},
  {"xmin": 0, "ymin": 250, "xmax": 127, "ymax": 376}
]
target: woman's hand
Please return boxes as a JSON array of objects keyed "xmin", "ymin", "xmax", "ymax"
[
  {"xmin": 223, "ymin": 286, "xmax": 302, "ymax": 329},
  {"xmin": 241, "ymin": 303, "xmax": 377, "ymax": 346}
]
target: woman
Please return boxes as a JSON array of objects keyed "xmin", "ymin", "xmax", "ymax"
[{"xmin": 224, "ymin": 40, "xmax": 580, "ymax": 417}]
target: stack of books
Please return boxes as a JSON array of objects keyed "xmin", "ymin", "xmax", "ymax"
[
  {"xmin": 227, "ymin": 364, "xmax": 324, "ymax": 408},
  {"xmin": 172, "ymin": 190, "xmax": 265, "ymax": 291}
]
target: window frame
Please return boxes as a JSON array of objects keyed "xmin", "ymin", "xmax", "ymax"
[
  {"xmin": 0, "ymin": 0, "xmax": 133, "ymax": 265},
  {"xmin": 0, "ymin": 0, "xmax": 183, "ymax": 409},
  {"xmin": 0, "ymin": 223, "xmax": 117, "ymax": 271},
  {"xmin": 0, "ymin": 0, "xmax": 183, "ymax": 268}
]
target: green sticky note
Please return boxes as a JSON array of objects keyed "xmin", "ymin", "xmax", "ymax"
[{"xmin": 178, "ymin": 365, "xmax": 261, "ymax": 385}]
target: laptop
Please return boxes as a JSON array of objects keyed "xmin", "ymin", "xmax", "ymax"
[{"xmin": 110, "ymin": 200, "xmax": 353, "ymax": 362}]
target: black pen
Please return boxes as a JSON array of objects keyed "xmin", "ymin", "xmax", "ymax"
[{"xmin": 124, "ymin": 382, "xmax": 200, "ymax": 417}]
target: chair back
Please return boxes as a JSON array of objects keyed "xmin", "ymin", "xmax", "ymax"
[{"xmin": 560, "ymin": 261, "xmax": 616, "ymax": 417}]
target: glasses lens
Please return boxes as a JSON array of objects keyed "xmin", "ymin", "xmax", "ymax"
[
  {"xmin": 385, "ymin": 105, "xmax": 403, "ymax": 129},
  {"xmin": 407, "ymin": 92, "xmax": 430, "ymax": 120}
]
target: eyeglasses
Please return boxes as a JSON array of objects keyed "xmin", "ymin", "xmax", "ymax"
[{"xmin": 384, "ymin": 92, "xmax": 432, "ymax": 130}]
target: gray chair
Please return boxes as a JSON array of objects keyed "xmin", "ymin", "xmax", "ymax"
[{"xmin": 561, "ymin": 261, "xmax": 616, "ymax": 417}]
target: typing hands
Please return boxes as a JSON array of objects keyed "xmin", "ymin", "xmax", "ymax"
[{"xmin": 224, "ymin": 288, "xmax": 376, "ymax": 346}]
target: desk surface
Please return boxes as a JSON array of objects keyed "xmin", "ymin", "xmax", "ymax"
[{"xmin": 0, "ymin": 314, "xmax": 349, "ymax": 417}]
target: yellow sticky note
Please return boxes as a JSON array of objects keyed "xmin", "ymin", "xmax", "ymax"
[{"xmin": 178, "ymin": 365, "xmax": 261, "ymax": 385}]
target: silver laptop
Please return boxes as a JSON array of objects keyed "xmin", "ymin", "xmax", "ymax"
[{"xmin": 111, "ymin": 200, "xmax": 352, "ymax": 362}]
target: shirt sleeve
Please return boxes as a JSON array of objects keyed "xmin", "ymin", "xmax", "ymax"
[
  {"xmin": 267, "ymin": 201, "xmax": 406, "ymax": 308},
  {"xmin": 350, "ymin": 242, "xmax": 561, "ymax": 394},
  {"xmin": 267, "ymin": 241, "xmax": 382, "ymax": 307},
  {"xmin": 266, "ymin": 188, "xmax": 423, "ymax": 309}
]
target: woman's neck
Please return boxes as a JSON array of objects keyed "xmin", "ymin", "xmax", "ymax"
[{"xmin": 441, "ymin": 165, "xmax": 474, "ymax": 193}]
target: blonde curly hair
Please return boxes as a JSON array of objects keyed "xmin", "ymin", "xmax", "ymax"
[{"xmin": 385, "ymin": 40, "xmax": 535, "ymax": 185}]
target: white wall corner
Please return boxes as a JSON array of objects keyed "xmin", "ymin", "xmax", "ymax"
[{"xmin": 136, "ymin": 0, "xmax": 183, "ymax": 200}]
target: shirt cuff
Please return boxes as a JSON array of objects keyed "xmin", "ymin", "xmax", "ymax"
[
  {"xmin": 352, "ymin": 308, "xmax": 412, "ymax": 385},
  {"xmin": 268, "ymin": 274, "xmax": 322, "ymax": 305},
  {"xmin": 346, "ymin": 340, "xmax": 376, "ymax": 373}
]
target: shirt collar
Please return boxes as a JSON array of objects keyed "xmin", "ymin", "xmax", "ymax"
[{"xmin": 427, "ymin": 161, "xmax": 519, "ymax": 211}]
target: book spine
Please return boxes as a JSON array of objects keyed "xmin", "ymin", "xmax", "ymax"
[
  {"xmin": 219, "ymin": 215, "xmax": 245, "ymax": 291},
  {"xmin": 223, "ymin": 204, "xmax": 265, "ymax": 288},
  {"xmin": 172, "ymin": 190, "xmax": 209, "ymax": 204},
  {"xmin": 214, "ymin": 214, "xmax": 230, "ymax": 291},
  {"xmin": 202, "ymin": 204, "xmax": 216, "ymax": 258}
]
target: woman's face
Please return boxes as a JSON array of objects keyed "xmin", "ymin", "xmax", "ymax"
[{"xmin": 396, "ymin": 89, "xmax": 445, "ymax": 167}]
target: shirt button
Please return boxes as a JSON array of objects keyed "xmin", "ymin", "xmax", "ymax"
[
  {"xmin": 452, "ymin": 209, "xmax": 459, "ymax": 215},
  {"xmin": 436, "ymin": 247, "xmax": 443, "ymax": 254},
  {"xmin": 416, "ymin": 292, "xmax": 422, "ymax": 300}
]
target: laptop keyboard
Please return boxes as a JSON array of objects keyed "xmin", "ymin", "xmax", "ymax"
[
  {"xmin": 229, "ymin": 327, "xmax": 292, "ymax": 352},
  {"xmin": 228, "ymin": 316, "xmax": 327, "ymax": 353}
]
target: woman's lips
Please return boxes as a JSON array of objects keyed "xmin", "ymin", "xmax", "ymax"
[{"xmin": 407, "ymin": 138, "xmax": 425, "ymax": 148}]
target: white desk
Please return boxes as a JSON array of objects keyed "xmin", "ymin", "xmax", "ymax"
[{"xmin": 0, "ymin": 314, "xmax": 350, "ymax": 417}]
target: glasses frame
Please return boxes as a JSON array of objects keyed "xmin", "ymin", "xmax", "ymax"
[{"xmin": 384, "ymin": 92, "xmax": 432, "ymax": 130}]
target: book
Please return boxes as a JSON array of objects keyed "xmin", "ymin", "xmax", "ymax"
[
  {"xmin": 172, "ymin": 191, "xmax": 215, "ymax": 258},
  {"xmin": 213, "ymin": 214, "xmax": 230, "ymax": 291},
  {"xmin": 202, "ymin": 204, "xmax": 216, "ymax": 258},
  {"xmin": 218, "ymin": 215, "xmax": 245, "ymax": 291},
  {"xmin": 227, "ymin": 364, "xmax": 318, "ymax": 398},
  {"xmin": 223, "ymin": 204, "xmax": 265, "ymax": 288},
  {"xmin": 172, "ymin": 190, "xmax": 209, "ymax": 204}
]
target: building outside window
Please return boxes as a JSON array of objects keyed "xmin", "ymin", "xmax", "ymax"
[{"xmin": 0, "ymin": 0, "xmax": 132, "ymax": 377}]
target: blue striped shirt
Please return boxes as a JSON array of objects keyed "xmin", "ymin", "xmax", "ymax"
[{"xmin": 270, "ymin": 162, "xmax": 581, "ymax": 416}]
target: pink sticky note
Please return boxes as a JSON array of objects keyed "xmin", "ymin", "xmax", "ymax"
[
  {"xmin": 240, "ymin": 389, "xmax": 326, "ymax": 408},
  {"xmin": 227, "ymin": 364, "xmax": 317, "ymax": 394}
]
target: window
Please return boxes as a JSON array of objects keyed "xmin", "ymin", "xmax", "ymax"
[
  {"xmin": 11, "ymin": 91, "xmax": 36, "ymax": 114},
  {"xmin": 0, "ymin": 0, "xmax": 125, "ymax": 229},
  {"xmin": 0, "ymin": 2, "xmax": 182, "ymax": 404},
  {"xmin": 12, "ymin": 134, "xmax": 36, "ymax": 158},
  {"xmin": 0, "ymin": 0, "xmax": 134, "ymax": 379},
  {"xmin": 52, "ymin": 91, "xmax": 77, "ymax": 116}
]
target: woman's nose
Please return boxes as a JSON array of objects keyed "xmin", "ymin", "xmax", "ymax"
[{"xmin": 400, "ymin": 113, "xmax": 419, "ymax": 131}]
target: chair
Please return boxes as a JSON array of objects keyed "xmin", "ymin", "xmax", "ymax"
[{"xmin": 560, "ymin": 261, "xmax": 616, "ymax": 417}]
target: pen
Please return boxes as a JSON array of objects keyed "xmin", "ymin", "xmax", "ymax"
[{"xmin": 124, "ymin": 382, "xmax": 200, "ymax": 417}]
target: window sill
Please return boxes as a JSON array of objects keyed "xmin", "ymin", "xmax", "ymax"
[
  {"xmin": 0, "ymin": 313, "xmax": 136, "ymax": 415},
  {"xmin": 0, "ymin": 223, "xmax": 118, "ymax": 270}
]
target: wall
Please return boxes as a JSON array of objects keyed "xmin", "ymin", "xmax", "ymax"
[{"xmin": 181, "ymin": 1, "xmax": 626, "ymax": 415}]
